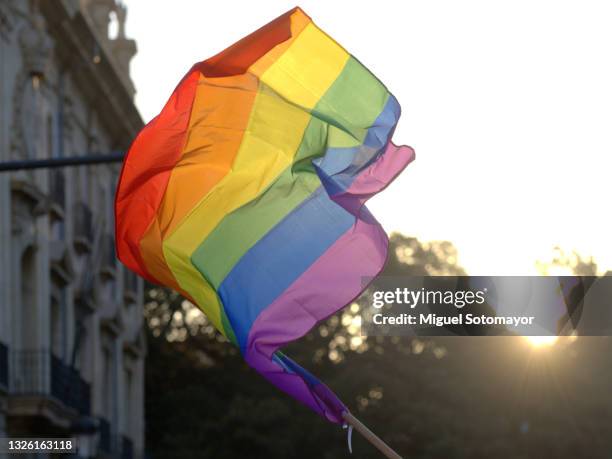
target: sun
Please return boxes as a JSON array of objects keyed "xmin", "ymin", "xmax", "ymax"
[{"xmin": 525, "ymin": 336, "xmax": 558, "ymax": 348}]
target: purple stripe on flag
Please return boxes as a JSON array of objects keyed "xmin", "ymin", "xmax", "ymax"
[
  {"xmin": 244, "ymin": 215, "xmax": 388, "ymax": 423},
  {"xmin": 332, "ymin": 141, "xmax": 415, "ymax": 215}
]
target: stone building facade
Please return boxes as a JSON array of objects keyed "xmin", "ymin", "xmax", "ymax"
[{"xmin": 0, "ymin": 0, "xmax": 144, "ymax": 457}]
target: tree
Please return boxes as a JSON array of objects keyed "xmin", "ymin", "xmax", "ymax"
[{"xmin": 144, "ymin": 236, "xmax": 612, "ymax": 458}]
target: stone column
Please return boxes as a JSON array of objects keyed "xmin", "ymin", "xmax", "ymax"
[{"xmin": 0, "ymin": 19, "xmax": 11, "ymax": 348}]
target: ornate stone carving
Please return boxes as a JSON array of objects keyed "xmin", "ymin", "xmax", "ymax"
[
  {"xmin": 85, "ymin": 0, "xmax": 115, "ymax": 41},
  {"xmin": 109, "ymin": 2, "xmax": 136, "ymax": 77},
  {"xmin": 10, "ymin": 13, "xmax": 53, "ymax": 162},
  {"xmin": 115, "ymin": 1, "xmax": 127, "ymax": 38}
]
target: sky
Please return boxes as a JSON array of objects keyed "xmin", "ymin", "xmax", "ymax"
[{"xmin": 121, "ymin": 0, "xmax": 612, "ymax": 275}]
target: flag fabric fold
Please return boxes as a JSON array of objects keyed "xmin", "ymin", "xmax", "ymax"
[{"xmin": 115, "ymin": 7, "xmax": 414, "ymax": 424}]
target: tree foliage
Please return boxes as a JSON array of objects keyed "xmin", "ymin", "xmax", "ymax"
[{"xmin": 145, "ymin": 236, "xmax": 612, "ymax": 458}]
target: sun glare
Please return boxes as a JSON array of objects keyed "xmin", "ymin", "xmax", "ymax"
[{"xmin": 525, "ymin": 336, "xmax": 558, "ymax": 348}]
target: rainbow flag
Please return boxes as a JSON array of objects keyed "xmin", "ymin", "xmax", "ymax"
[{"xmin": 115, "ymin": 7, "xmax": 414, "ymax": 423}]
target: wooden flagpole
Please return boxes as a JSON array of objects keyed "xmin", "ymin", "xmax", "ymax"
[{"xmin": 342, "ymin": 412, "xmax": 402, "ymax": 459}]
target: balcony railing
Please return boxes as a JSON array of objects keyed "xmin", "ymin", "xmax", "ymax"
[
  {"xmin": 0, "ymin": 342, "xmax": 8, "ymax": 388},
  {"xmin": 73, "ymin": 202, "xmax": 93, "ymax": 252},
  {"xmin": 11, "ymin": 351, "xmax": 90, "ymax": 415},
  {"xmin": 50, "ymin": 354, "xmax": 91, "ymax": 415},
  {"xmin": 11, "ymin": 350, "xmax": 50, "ymax": 395}
]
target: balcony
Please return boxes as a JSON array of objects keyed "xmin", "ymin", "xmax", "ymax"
[
  {"xmin": 0, "ymin": 342, "xmax": 8, "ymax": 389},
  {"xmin": 11, "ymin": 350, "xmax": 50, "ymax": 395},
  {"xmin": 49, "ymin": 169, "xmax": 66, "ymax": 219},
  {"xmin": 10, "ymin": 351, "xmax": 91, "ymax": 416},
  {"xmin": 50, "ymin": 354, "xmax": 91, "ymax": 415},
  {"xmin": 73, "ymin": 202, "xmax": 93, "ymax": 253}
]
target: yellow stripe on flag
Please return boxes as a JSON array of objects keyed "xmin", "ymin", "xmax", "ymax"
[{"xmin": 254, "ymin": 22, "xmax": 349, "ymax": 110}]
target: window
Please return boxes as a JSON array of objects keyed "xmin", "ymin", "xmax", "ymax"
[
  {"xmin": 20, "ymin": 247, "xmax": 37, "ymax": 348},
  {"xmin": 50, "ymin": 298, "xmax": 61, "ymax": 358}
]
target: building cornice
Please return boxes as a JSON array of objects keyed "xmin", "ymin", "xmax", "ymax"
[{"xmin": 39, "ymin": 2, "xmax": 143, "ymax": 148}]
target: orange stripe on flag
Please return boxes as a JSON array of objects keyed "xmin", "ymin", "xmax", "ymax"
[{"xmin": 114, "ymin": 68, "xmax": 200, "ymax": 284}]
